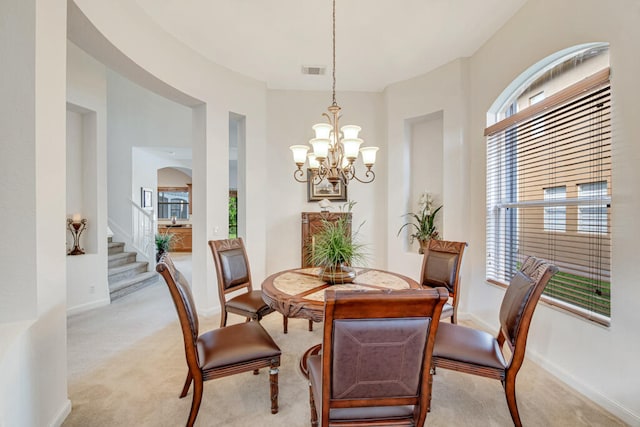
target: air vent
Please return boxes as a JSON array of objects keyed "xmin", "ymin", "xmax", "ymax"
[{"xmin": 302, "ymin": 66, "xmax": 326, "ymax": 76}]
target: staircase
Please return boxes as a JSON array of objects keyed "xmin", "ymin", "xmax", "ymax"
[{"xmin": 108, "ymin": 237, "xmax": 158, "ymax": 301}]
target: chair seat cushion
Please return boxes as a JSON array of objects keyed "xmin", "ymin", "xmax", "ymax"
[
  {"xmin": 307, "ymin": 355, "xmax": 415, "ymax": 423},
  {"xmin": 197, "ymin": 321, "xmax": 281, "ymax": 370},
  {"xmin": 433, "ymin": 322, "xmax": 506, "ymax": 370},
  {"xmin": 226, "ymin": 290, "xmax": 272, "ymax": 316}
]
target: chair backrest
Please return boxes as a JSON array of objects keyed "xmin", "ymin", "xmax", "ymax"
[
  {"xmin": 209, "ymin": 238, "xmax": 253, "ymax": 301},
  {"xmin": 420, "ymin": 240, "xmax": 467, "ymax": 297},
  {"xmin": 156, "ymin": 253, "xmax": 201, "ymax": 371},
  {"xmin": 319, "ymin": 288, "xmax": 449, "ymax": 425},
  {"xmin": 498, "ymin": 256, "xmax": 559, "ymax": 367}
]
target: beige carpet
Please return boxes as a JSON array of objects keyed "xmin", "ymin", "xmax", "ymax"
[{"xmin": 64, "ymin": 254, "xmax": 624, "ymax": 427}]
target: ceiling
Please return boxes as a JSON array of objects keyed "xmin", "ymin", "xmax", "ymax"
[{"xmin": 132, "ymin": 0, "xmax": 528, "ymax": 92}]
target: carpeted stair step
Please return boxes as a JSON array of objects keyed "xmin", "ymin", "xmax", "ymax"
[
  {"xmin": 109, "ymin": 271, "xmax": 159, "ymax": 301},
  {"xmin": 108, "ymin": 241, "xmax": 125, "ymax": 256},
  {"xmin": 108, "ymin": 251, "xmax": 138, "ymax": 268},
  {"xmin": 108, "ymin": 261, "xmax": 149, "ymax": 284}
]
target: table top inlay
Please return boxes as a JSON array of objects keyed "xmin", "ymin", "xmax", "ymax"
[{"xmin": 261, "ymin": 267, "xmax": 420, "ymax": 322}]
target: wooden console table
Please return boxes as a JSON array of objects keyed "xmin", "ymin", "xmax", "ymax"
[{"xmin": 301, "ymin": 212, "xmax": 352, "ymax": 267}]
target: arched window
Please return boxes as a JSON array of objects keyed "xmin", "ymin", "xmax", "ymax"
[{"xmin": 485, "ymin": 43, "xmax": 611, "ymax": 325}]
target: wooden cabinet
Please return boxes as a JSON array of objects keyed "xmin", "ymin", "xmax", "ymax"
[
  {"xmin": 159, "ymin": 226, "xmax": 192, "ymax": 252},
  {"xmin": 301, "ymin": 212, "xmax": 352, "ymax": 267}
]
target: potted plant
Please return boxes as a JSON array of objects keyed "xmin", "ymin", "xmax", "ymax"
[
  {"xmin": 397, "ymin": 191, "xmax": 442, "ymax": 254},
  {"xmin": 310, "ymin": 201, "xmax": 367, "ymax": 284},
  {"xmin": 155, "ymin": 230, "xmax": 176, "ymax": 262}
]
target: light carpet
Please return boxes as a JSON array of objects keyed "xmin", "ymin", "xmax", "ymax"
[{"xmin": 63, "ymin": 254, "xmax": 624, "ymax": 426}]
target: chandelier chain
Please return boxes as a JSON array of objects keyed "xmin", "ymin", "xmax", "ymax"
[{"xmin": 332, "ymin": 0, "xmax": 337, "ymax": 106}]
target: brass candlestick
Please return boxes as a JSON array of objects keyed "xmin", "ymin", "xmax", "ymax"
[{"xmin": 67, "ymin": 218, "xmax": 87, "ymax": 255}]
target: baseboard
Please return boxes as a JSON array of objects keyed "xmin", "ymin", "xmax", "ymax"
[
  {"xmin": 66, "ymin": 298, "xmax": 111, "ymax": 317},
  {"xmin": 466, "ymin": 313, "xmax": 640, "ymax": 426},
  {"xmin": 50, "ymin": 398, "xmax": 71, "ymax": 427},
  {"xmin": 525, "ymin": 350, "xmax": 640, "ymax": 426}
]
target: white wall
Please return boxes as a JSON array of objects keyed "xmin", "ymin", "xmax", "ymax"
[
  {"xmin": 265, "ymin": 90, "xmax": 386, "ymax": 274},
  {"xmin": 0, "ymin": 0, "xmax": 71, "ymax": 426},
  {"xmin": 66, "ymin": 42, "xmax": 110, "ymax": 315},
  {"xmin": 72, "ymin": 0, "xmax": 269, "ymax": 316},
  {"xmin": 404, "ymin": 111, "xmax": 445, "ymax": 253},
  {"xmin": 107, "ymin": 70, "xmax": 193, "ymax": 240},
  {"xmin": 385, "ymin": 58, "xmax": 470, "ymax": 283},
  {"xmin": 465, "ymin": 0, "xmax": 640, "ymax": 423}
]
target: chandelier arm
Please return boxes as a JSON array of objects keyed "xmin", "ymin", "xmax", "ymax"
[
  {"xmin": 314, "ymin": 167, "xmax": 328, "ymax": 186},
  {"xmin": 293, "ymin": 168, "xmax": 308, "ymax": 183},
  {"xmin": 351, "ymin": 169, "xmax": 376, "ymax": 184}
]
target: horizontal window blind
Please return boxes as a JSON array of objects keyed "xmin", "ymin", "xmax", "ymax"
[{"xmin": 486, "ymin": 70, "xmax": 611, "ymax": 324}]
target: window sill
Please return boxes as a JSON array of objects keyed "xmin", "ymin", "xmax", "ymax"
[{"xmin": 486, "ymin": 279, "xmax": 610, "ymax": 328}]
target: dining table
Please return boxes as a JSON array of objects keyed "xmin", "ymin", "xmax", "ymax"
[{"xmin": 260, "ymin": 267, "xmax": 421, "ymax": 324}]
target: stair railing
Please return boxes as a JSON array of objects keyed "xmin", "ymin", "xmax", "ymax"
[{"xmin": 131, "ymin": 200, "xmax": 155, "ymax": 265}]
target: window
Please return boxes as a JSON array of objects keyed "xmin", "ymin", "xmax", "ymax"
[
  {"xmin": 577, "ymin": 181, "xmax": 608, "ymax": 234},
  {"xmin": 486, "ymin": 47, "xmax": 611, "ymax": 325},
  {"xmin": 543, "ymin": 186, "xmax": 566, "ymax": 232},
  {"xmin": 158, "ymin": 188, "xmax": 190, "ymax": 220},
  {"xmin": 229, "ymin": 190, "xmax": 238, "ymax": 238}
]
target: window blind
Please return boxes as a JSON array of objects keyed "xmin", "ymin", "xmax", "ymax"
[{"xmin": 485, "ymin": 69, "xmax": 611, "ymax": 325}]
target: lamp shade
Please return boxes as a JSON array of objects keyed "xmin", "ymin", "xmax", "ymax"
[
  {"xmin": 290, "ymin": 145, "xmax": 309, "ymax": 165},
  {"xmin": 342, "ymin": 138, "xmax": 363, "ymax": 160},
  {"xmin": 341, "ymin": 125, "xmax": 361, "ymax": 139},
  {"xmin": 308, "ymin": 153, "xmax": 320, "ymax": 169},
  {"xmin": 360, "ymin": 146, "xmax": 379, "ymax": 165},
  {"xmin": 313, "ymin": 123, "xmax": 333, "ymax": 139},
  {"xmin": 310, "ymin": 138, "xmax": 330, "ymax": 159}
]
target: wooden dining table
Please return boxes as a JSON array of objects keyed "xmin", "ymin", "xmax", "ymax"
[{"xmin": 261, "ymin": 267, "xmax": 421, "ymax": 323}]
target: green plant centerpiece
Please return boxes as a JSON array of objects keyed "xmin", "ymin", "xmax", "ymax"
[
  {"xmin": 155, "ymin": 230, "xmax": 177, "ymax": 262},
  {"xmin": 310, "ymin": 201, "xmax": 367, "ymax": 284},
  {"xmin": 397, "ymin": 191, "xmax": 442, "ymax": 254}
]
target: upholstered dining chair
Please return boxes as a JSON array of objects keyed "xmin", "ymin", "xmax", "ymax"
[
  {"xmin": 431, "ymin": 256, "xmax": 558, "ymax": 427},
  {"xmin": 420, "ymin": 239, "xmax": 467, "ymax": 323},
  {"xmin": 156, "ymin": 253, "xmax": 282, "ymax": 427},
  {"xmin": 209, "ymin": 237, "xmax": 312, "ymax": 333},
  {"xmin": 300, "ymin": 287, "xmax": 449, "ymax": 427},
  {"xmin": 208, "ymin": 238, "xmax": 275, "ymax": 328}
]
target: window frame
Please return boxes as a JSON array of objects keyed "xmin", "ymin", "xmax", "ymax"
[
  {"xmin": 157, "ymin": 187, "xmax": 190, "ymax": 220},
  {"xmin": 486, "ymin": 68, "xmax": 612, "ymax": 326}
]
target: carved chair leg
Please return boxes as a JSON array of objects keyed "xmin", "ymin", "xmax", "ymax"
[
  {"xmin": 451, "ymin": 309, "xmax": 458, "ymax": 324},
  {"xmin": 180, "ymin": 370, "xmax": 193, "ymax": 398},
  {"xmin": 283, "ymin": 315, "xmax": 288, "ymax": 334},
  {"xmin": 503, "ymin": 375, "xmax": 523, "ymax": 427},
  {"xmin": 269, "ymin": 362, "xmax": 279, "ymax": 414},
  {"xmin": 309, "ymin": 382, "xmax": 318, "ymax": 427},
  {"xmin": 220, "ymin": 308, "xmax": 228, "ymax": 328},
  {"xmin": 187, "ymin": 375, "xmax": 204, "ymax": 427},
  {"xmin": 308, "ymin": 319, "xmax": 313, "ymax": 331}
]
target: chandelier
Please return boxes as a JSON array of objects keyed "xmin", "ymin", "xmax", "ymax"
[{"xmin": 290, "ymin": 0, "xmax": 378, "ymax": 190}]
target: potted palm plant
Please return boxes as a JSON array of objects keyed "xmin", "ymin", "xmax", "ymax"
[
  {"xmin": 310, "ymin": 201, "xmax": 367, "ymax": 284},
  {"xmin": 398, "ymin": 191, "xmax": 442, "ymax": 254},
  {"xmin": 155, "ymin": 230, "xmax": 177, "ymax": 262}
]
